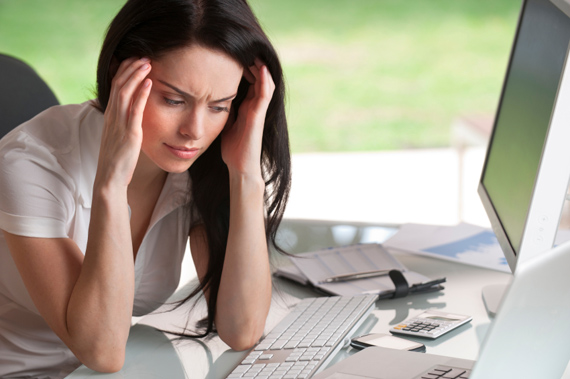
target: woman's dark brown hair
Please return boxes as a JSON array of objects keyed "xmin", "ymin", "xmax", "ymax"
[{"xmin": 96, "ymin": 0, "xmax": 291, "ymax": 338}]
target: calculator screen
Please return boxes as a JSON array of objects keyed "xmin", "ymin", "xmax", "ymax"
[{"xmin": 423, "ymin": 316, "xmax": 457, "ymax": 322}]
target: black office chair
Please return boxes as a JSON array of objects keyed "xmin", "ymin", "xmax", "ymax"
[{"xmin": 0, "ymin": 53, "xmax": 59, "ymax": 139}]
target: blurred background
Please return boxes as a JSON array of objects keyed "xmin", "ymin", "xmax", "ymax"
[{"xmin": 0, "ymin": 0, "xmax": 521, "ymax": 226}]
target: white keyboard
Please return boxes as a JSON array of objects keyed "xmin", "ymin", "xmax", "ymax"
[{"xmin": 226, "ymin": 294, "xmax": 378, "ymax": 379}]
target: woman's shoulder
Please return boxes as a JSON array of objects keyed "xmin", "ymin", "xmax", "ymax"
[
  {"xmin": 0, "ymin": 101, "xmax": 104, "ymax": 193},
  {"xmin": 0, "ymin": 101, "xmax": 104, "ymax": 233}
]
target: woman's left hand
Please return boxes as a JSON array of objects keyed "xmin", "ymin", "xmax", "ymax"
[{"xmin": 221, "ymin": 59, "xmax": 275, "ymax": 178}]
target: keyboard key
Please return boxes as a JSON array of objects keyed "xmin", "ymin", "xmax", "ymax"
[
  {"xmin": 232, "ymin": 366, "xmax": 250, "ymax": 373},
  {"xmin": 270, "ymin": 340, "xmax": 288, "ymax": 349},
  {"xmin": 250, "ymin": 364, "xmax": 266, "ymax": 371},
  {"xmin": 284, "ymin": 341, "xmax": 299, "ymax": 349},
  {"xmin": 255, "ymin": 343, "xmax": 273, "ymax": 351},
  {"xmin": 441, "ymin": 368, "xmax": 468, "ymax": 378}
]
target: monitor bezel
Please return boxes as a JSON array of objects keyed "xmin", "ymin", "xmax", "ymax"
[{"xmin": 478, "ymin": 0, "xmax": 570, "ymax": 272}]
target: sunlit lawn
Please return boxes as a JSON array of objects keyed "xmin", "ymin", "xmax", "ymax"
[{"xmin": 0, "ymin": 0, "xmax": 520, "ymax": 152}]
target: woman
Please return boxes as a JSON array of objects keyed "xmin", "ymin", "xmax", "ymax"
[{"xmin": 0, "ymin": 0, "xmax": 291, "ymax": 376}]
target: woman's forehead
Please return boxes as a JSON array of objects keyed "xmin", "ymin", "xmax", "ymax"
[{"xmin": 150, "ymin": 45, "xmax": 243, "ymax": 99}]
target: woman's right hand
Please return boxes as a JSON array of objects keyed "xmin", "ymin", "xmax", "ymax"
[{"xmin": 96, "ymin": 57, "xmax": 152, "ymax": 189}]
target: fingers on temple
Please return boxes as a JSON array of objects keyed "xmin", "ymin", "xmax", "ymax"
[
  {"xmin": 246, "ymin": 58, "xmax": 269, "ymax": 85},
  {"xmin": 260, "ymin": 65, "xmax": 276, "ymax": 99},
  {"xmin": 129, "ymin": 79, "xmax": 152, "ymax": 133},
  {"xmin": 248, "ymin": 60, "xmax": 275, "ymax": 104},
  {"xmin": 110, "ymin": 58, "xmax": 152, "ymax": 117},
  {"xmin": 110, "ymin": 58, "xmax": 139, "ymax": 97}
]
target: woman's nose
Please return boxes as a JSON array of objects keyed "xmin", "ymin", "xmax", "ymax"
[{"xmin": 179, "ymin": 107, "xmax": 205, "ymax": 140}]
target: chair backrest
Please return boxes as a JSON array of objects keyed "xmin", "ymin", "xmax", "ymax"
[{"xmin": 0, "ymin": 54, "xmax": 59, "ymax": 139}]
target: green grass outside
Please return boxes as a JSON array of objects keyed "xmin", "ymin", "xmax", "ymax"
[{"xmin": 0, "ymin": 0, "xmax": 520, "ymax": 152}]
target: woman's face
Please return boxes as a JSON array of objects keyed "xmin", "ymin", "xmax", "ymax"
[{"xmin": 140, "ymin": 45, "xmax": 243, "ymax": 173}]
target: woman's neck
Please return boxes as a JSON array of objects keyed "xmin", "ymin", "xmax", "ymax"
[{"xmin": 129, "ymin": 152, "xmax": 168, "ymax": 194}]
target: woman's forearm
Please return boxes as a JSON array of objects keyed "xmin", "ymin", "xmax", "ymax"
[
  {"xmin": 65, "ymin": 184, "xmax": 135, "ymax": 371},
  {"xmin": 216, "ymin": 172, "xmax": 271, "ymax": 350},
  {"xmin": 63, "ymin": 57, "xmax": 152, "ymax": 371}
]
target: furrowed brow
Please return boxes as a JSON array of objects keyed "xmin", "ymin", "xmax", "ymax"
[
  {"xmin": 158, "ymin": 80, "xmax": 191, "ymax": 98},
  {"xmin": 211, "ymin": 94, "xmax": 237, "ymax": 103},
  {"xmin": 158, "ymin": 80, "xmax": 236, "ymax": 103}
]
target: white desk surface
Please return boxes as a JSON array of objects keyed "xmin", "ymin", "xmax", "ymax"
[{"xmin": 67, "ymin": 219, "xmax": 570, "ymax": 378}]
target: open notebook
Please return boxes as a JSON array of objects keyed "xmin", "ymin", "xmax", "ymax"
[{"xmin": 274, "ymin": 244, "xmax": 445, "ymax": 298}]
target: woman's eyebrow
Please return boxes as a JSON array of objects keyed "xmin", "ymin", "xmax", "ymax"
[{"xmin": 158, "ymin": 79, "xmax": 236, "ymax": 103}]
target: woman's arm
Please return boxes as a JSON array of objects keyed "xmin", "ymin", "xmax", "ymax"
[
  {"xmin": 2, "ymin": 57, "xmax": 152, "ymax": 372},
  {"xmin": 190, "ymin": 60, "xmax": 275, "ymax": 351},
  {"xmin": 190, "ymin": 174, "xmax": 269, "ymax": 351},
  {"xmin": 3, "ymin": 189, "xmax": 133, "ymax": 372}
]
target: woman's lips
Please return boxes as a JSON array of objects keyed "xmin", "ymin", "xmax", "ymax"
[{"xmin": 164, "ymin": 144, "xmax": 200, "ymax": 159}]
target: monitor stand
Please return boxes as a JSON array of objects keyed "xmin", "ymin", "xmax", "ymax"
[{"xmin": 482, "ymin": 284, "xmax": 508, "ymax": 317}]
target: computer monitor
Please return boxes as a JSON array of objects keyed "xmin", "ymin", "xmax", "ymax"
[{"xmin": 478, "ymin": 0, "xmax": 570, "ymax": 281}]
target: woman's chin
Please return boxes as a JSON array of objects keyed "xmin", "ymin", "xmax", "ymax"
[{"xmin": 160, "ymin": 163, "xmax": 194, "ymax": 174}]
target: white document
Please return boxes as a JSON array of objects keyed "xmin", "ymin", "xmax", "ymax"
[
  {"xmin": 383, "ymin": 223, "xmax": 509, "ymax": 272},
  {"xmin": 289, "ymin": 244, "xmax": 430, "ymax": 297}
]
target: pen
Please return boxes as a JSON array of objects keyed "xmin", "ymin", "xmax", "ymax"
[
  {"xmin": 410, "ymin": 277, "xmax": 447, "ymax": 292},
  {"xmin": 319, "ymin": 269, "xmax": 391, "ymax": 284}
]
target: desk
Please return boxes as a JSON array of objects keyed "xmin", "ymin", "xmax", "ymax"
[{"xmin": 66, "ymin": 219, "xmax": 570, "ymax": 378}]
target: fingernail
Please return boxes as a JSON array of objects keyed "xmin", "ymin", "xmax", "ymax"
[
  {"xmin": 140, "ymin": 57, "xmax": 150, "ymax": 62},
  {"xmin": 140, "ymin": 63, "xmax": 150, "ymax": 70}
]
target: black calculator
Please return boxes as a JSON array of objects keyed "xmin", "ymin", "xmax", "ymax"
[{"xmin": 389, "ymin": 310, "xmax": 472, "ymax": 339}]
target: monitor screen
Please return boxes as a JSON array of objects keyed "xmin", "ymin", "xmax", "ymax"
[{"xmin": 479, "ymin": 0, "xmax": 570, "ymax": 270}]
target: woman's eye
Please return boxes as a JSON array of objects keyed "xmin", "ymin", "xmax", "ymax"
[
  {"xmin": 164, "ymin": 98, "xmax": 184, "ymax": 106},
  {"xmin": 210, "ymin": 106, "xmax": 229, "ymax": 113}
]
